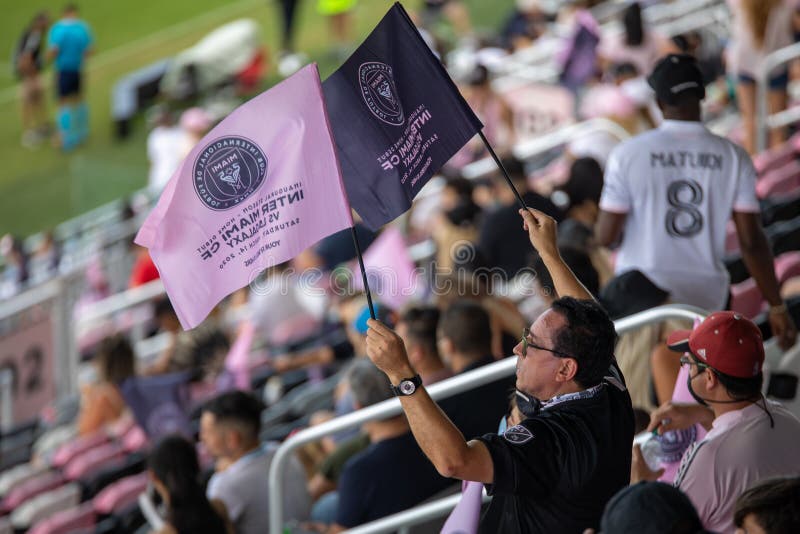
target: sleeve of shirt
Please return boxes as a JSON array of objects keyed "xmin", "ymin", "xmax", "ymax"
[
  {"xmin": 598, "ymin": 147, "xmax": 631, "ymax": 213},
  {"xmin": 47, "ymin": 25, "xmax": 61, "ymax": 51},
  {"xmin": 335, "ymin": 459, "xmax": 371, "ymax": 528},
  {"xmin": 732, "ymin": 146, "xmax": 760, "ymax": 213},
  {"xmin": 207, "ymin": 473, "xmax": 245, "ymax": 523},
  {"xmin": 475, "ymin": 420, "xmax": 561, "ymax": 498}
]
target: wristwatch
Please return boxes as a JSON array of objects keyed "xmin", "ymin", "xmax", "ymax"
[{"xmin": 391, "ymin": 374, "xmax": 422, "ymax": 396}]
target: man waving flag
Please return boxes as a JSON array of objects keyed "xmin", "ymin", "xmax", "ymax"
[
  {"xmin": 135, "ymin": 64, "xmax": 353, "ymax": 329},
  {"xmin": 323, "ymin": 2, "xmax": 483, "ymax": 231}
]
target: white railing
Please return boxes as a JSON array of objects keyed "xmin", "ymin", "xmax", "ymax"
[
  {"xmin": 267, "ymin": 304, "xmax": 709, "ymax": 534},
  {"xmin": 756, "ymin": 42, "xmax": 800, "ymax": 153}
]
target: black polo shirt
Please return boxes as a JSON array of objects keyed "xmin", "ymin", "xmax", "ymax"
[{"xmin": 476, "ymin": 365, "xmax": 634, "ymax": 534}]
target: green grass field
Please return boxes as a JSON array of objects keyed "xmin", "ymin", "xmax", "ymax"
[{"xmin": 0, "ymin": 0, "xmax": 513, "ymax": 238}]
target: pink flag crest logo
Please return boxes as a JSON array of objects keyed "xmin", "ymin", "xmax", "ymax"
[{"xmin": 193, "ymin": 136, "xmax": 268, "ymax": 210}]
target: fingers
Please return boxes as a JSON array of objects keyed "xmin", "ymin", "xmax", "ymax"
[{"xmin": 366, "ymin": 318, "xmax": 392, "ymax": 338}]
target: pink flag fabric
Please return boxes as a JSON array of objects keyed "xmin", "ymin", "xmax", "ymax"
[
  {"xmin": 353, "ymin": 226, "xmax": 419, "ymax": 310},
  {"xmin": 442, "ymin": 480, "xmax": 484, "ymax": 534},
  {"xmin": 135, "ymin": 64, "xmax": 353, "ymax": 329}
]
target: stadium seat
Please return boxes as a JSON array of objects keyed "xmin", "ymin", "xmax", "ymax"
[
  {"xmin": 1, "ymin": 471, "xmax": 64, "ymax": 513},
  {"xmin": 760, "ymin": 190, "xmax": 800, "ymax": 227},
  {"xmin": 80, "ymin": 451, "xmax": 145, "ymax": 500},
  {"xmin": 0, "ymin": 462, "xmax": 48, "ymax": 499},
  {"xmin": 0, "ymin": 515, "xmax": 10, "ymax": 534},
  {"xmin": 754, "ymin": 136, "xmax": 797, "ymax": 175},
  {"xmin": 730, "ymin": 278, "xmax": 765, "ymax": 318},
  {"xmin": 92, "ymin": 472, "xmax": 148, "ymax": 516},
  {"xmin": 776, "ymin": 252, "xmax": 800, "ymax": 285},
  {"xmin": 28, "ymin": 502, "xmax": 95, "ymax": 534},
  {"xmin": 63, "ymin": 442, "xmax": 126, "ymax": 481},
  {"xmin": 769, "ymin": 218, "xmax": 800, "ymax": 256},
  {"xmin": 52, "ymin": 431, "xmax": 109, "ymax": 469},
  {"xmin": 756, "ymin": 160, "xmax": 800, "ymax": 198},
  {"xmin": 10, "ymin": 483, "xmax": 81, "ymax": 531}
]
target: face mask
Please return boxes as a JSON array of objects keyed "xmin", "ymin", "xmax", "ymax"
[
  {"xmin": 515, "ymin": 389, "xmax": 543, "ymax": 418},
  {"xmin": 686, "ymin": 370, "xmax": 709, "ymax": 407}
]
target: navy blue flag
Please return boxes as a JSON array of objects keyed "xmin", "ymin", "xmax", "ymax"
[
  {"xmin": 323, "ymin": 2, "xmax": 483, "ymax": 231},
  {"xmin": 120, "ymin": 372, "xmax": 193, "ymax": 440}
]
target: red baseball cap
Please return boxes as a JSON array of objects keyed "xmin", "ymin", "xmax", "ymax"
[{"xmin": 667, "ymin": 312, "xmax": 765, "ymax": 378}]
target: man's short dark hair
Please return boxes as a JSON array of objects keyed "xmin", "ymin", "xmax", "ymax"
[
  {"xmin": 439, "ymin": 300, "xmax": 492, "ymax": 357},
  {"xmin": 400, "ymin": 306, "xmax": 440, "ymax": 358},
  {"xmin": 203, "ymin": 391, "xmax": 264, "ymax": 439},
  {"xmin": 715, "ymin": 372, "xmax": 763, "ymax": 402},
  {"xmin": 734, "ymin": 477, "xmax": 800, "ymax": 533},
  {"xmin": 550, "ymin": 297, "xmax": 617, "ymax": 388}
]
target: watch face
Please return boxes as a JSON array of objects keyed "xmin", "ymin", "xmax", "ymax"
[{"xmin": 399, "ymin": 380, "xmax": 417, "ymax": 395}]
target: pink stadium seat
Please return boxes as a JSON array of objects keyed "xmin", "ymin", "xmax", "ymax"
[
  {"xmin": 92, "ymin": 472, "xmax": 148, "ymax": 515},
  {"xmin": 730, "ymin": 278, "xmax": 766, "ymax": 318},
  {"xmin": 725, "ymin": 220, "xmax": 739, "ymax": 253},
  {"xmin": 121, "ymin": 425, "xmax": 148, "ymax": 453},
  {"xmin": 28, "ymin": 502, "xmax": 95, "ymax": 534},
  {"xmin": 52, "ymin": 431, "xmax": 109, "ymax": 469},
  {"xmin": 1, "ymin": 471, "xmax": 64, "ymax": 513},
  {"xmin": 753, "ymin": 137, "xmax": 796, "ymax": 176},
  {"xmin": 10, "ymin": 483, "xmax": 81, "ymax": 531},
  {"xmin": 63, "ymin": 442, "xmax": 126, "ymax": 481},
  {"xmin": 756, "ymin": 160, "xmax": 800, "ymax": 198},
  {"xmin": 0, "ymin": 516, "xmax": 10, "ymax": 534},
  {"xmin": 775, "ymin": 252, "xmax": 800, "ymax": 286},
  {"xmin": 0, "ymin": 463, "xmax": 48, "ymax": 498}
]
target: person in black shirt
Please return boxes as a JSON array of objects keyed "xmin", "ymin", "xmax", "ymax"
[
  {"xmin": 365, "ymin": 207, "xmax": 634, "ymax": 534},
  {"xmin": 15, "ymin": 11, "xmax": 50, "ymax": 147},
  {"xmin": 477, "ymin": 158, "xmax": 563, "ymax": 278}
]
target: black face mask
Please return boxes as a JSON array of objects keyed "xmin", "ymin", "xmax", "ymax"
[
  {"xmin": 686, "ymin": 370, "xmax": 709, "ymax": 407},
  {"xmin": 515, "ymin": 390, "xmax": 543, "ymax": 418}
]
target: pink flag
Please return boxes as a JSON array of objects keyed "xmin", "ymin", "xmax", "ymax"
[
  {"xmin": 353, "ymin": 226, "xmax": 419, "ymax": 310},
  {"xmin": 442, "ymin": 480, "xmax": 483, "ymax": 534},
  {"xmin": 135, "ymin": 64, "xmax": 353, "ymax": 329}
]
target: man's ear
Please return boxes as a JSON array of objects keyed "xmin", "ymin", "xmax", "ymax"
[
  {"xmin": 557, "ymin": 358, "xmax": 579, "ymax": 383},
  {"xmin": 704, "ymin": 368, "xmax": 718, "ymax": 391}
]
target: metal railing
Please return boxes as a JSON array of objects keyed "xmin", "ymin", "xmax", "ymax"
[
  {"xmin": 756, "ymin": 41, "xmax": 800, "ymax": 153},
  {"xmin": 267, "ymin": 304, "xmax": 709, "ymax": 533}
]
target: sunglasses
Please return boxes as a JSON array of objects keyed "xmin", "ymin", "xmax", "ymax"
[{"xmin": 520, "ymin": 327, "xmax": 573, "ymax": 358}]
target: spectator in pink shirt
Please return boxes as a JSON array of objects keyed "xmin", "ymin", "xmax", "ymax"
[{"xmin": 632, "ymin": 312, "xmax": 800, "ymax": 534}]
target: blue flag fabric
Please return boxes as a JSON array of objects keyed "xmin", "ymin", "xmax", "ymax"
[{"xmin": 322, "ymin": 2, "xmax": 483, "ymax": 231}]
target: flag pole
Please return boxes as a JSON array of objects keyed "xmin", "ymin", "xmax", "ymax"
[
  {"xmin": 478, "ymin": 130, "xmax": 528, "ymax": 212},
  {"xmin": 350, "ymin": 227, "xmax": 377, "ymax": 320}
]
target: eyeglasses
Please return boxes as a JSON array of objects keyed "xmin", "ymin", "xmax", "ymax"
[
  {"xmin": 520, "ymin": 327, "xmax": 573, "ymax": 358},
  {"xmin": 680, "ymin": 354, "xmax": 710, "ymax": 370}
]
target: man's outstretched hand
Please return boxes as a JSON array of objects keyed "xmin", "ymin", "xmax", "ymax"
[
  {"xmin": 519, "ymin": 208, "xmax": 559, "ymax": 260},
  {"xmin": 365, "ymin": 319, "xmax": 415, "ymax": 384}
]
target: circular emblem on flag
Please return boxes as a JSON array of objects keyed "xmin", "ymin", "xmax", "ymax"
[
  {"xmin": 358, "ymin": 62, "xmax": 405, "ymax": 126},
  {"xmin": 193, "ymin": 136, "xmax": 268, "ymax": 211}
]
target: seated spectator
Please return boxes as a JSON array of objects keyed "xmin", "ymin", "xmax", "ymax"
[
  {"xmin": 501, "ymin": 0, "xmax": 548, "ymax": 51},
  {"xmin": 436, "ymin": 300, "xmax": 517, "ymax": 445},
  {"xmin": 147, "ymin": 434, "xmax": 232, "ymax": 534},
  {"xmin": 147, "ymin": 298, "xmax": 230, "ymax": 378},
  {"xmin": 395, "ymin": 306, "xmax": 451, "ymax": 385},
  {"xmin": 77, "ymin": 334, "xmax": 134, "ymax": 435},
  {"xmin": 326, "ymin": 359, "xmax": 452, "ymax": 531},
  {"xmin": 598, "ymin": 2, "xmax": 676, "ymax": 76},
  {"xmin": 588, "ymin": 481, "xmax": 709, "ymax": 534},
  {"xmin": 364, "ymin": 208, "xmax": 634, "ymax": 533},
  {"xmin": 478, "ymin": 157, "xmax": 563, "ymax": 278},
  {"xmin": 734, "ymin": 477, "xmax": 800, "ymax": 534},
  {"xmin": 200, "ymin": 391, "xmax": 311, "ymax": 533},
  {"xmin": 633, "ymin": 312, "xmax": 800, "ymax": 533},
  {"xmin": 432, "ymin": 176, "xmax": 481, "ymax": 272}
]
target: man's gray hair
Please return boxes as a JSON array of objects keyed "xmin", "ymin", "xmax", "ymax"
[{"xmin": 346, "ymin": 359, "xmax": 394, "ymax": 408}]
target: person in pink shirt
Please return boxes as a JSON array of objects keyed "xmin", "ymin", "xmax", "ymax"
[{"xmin": 632, "ymin": 312, "xmax": 800, "ymax": 534}]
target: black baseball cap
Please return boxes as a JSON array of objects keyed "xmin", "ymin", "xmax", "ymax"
[
  {"xmin": 647, "ymin": 54, "xmax": 706, "ymax": 104},
  {"xmin": 600, "ymin": 482, "xmax": 710, "ymax": 534}
]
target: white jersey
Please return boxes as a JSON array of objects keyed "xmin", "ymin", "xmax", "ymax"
[{"xmin": 599, "ymin": 120, "xmax": 760, "ymax": 311}]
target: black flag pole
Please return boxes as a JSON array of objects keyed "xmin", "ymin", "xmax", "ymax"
[
  {"xmin": 350, "ymin": 226, "xmax": 377, "ymax": 320},
  {"xmin": 478, "ymin": 130, "xmax": 528, "ymax": 212}
]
